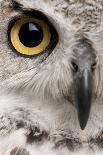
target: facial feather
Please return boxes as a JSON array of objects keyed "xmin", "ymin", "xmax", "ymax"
[{"xmin": 0, "ymin": 0, "xmax": 103, "ymax": 154}]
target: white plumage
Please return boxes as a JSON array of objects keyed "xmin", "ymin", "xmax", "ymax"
[{"xmin": 0, "ymin": 0, "xmax": 103, "ymax": 154}]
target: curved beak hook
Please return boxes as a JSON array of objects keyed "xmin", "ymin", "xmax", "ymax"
[{"xmin": 74, "ymin": 69, "xmax": 93, "ymax": 130}]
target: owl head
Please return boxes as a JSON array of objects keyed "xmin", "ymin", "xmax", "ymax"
[{"xmin": 0, "ymin": 0, "xmax": 103, "ymax": 130}]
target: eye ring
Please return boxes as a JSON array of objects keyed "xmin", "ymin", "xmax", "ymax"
[{"xmin": 9, "ymin": 17, "xmax": 51, "ymax": 56}]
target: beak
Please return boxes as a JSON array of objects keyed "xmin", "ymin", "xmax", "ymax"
[{"xmin": 74, "ymin": 69, "xmax": 93, "ymax": 130}]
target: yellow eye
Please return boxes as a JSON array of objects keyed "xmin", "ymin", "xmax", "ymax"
[{"xmin": 9, "ymin": 17, "xmax": 51, "ymax": 56}]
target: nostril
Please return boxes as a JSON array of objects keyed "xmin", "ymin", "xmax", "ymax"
[
  {"xmin": 71, "ymin": 61, "xmax": 79, "ymax": 72},
  {"xmin": 91, "ymin": 62, "xmax": 97, "ymax": 72}
]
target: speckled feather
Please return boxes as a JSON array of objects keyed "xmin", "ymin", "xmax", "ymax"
[{"xmin": 0, "ymin": 0, "xmax": 103, "ymax": 155}]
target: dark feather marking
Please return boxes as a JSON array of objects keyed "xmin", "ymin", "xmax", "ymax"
[
  {"xmin": 27, "ymin": 126, "xmax": 48, "ymax": 144},
  {"xmin": 11, "ymin": 0, "xmax": 23, "ymax": 10},
  {"xmin": 90, "ymin": 131, "xmax": 103, "ymax": 148},
  {"xmin": 16, "ymin": 120, "xmax": 25, "ymax": 129},
  {"xmin": 52, "ymin": 131, "xmax": 82, "ymax": 151},
  {"xmin": 54, "ymin": 138, "xmax": 82, "ymax": 151},
  {"xmin": 10, "ymin": 147, "xmax": 29, "ymax": 155}
]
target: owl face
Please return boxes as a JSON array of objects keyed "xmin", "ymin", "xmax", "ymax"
[{"xmin": 0, "ymin": 0, "xmax": 103, "ymax": 129}]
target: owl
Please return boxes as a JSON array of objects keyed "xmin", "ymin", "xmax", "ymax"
[{"xmin": 0, "ymin": 0, "xmax": 103, "ymax": 154}]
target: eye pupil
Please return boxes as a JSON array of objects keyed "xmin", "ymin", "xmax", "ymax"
[{"xmin": 19, "ymin": 22, "xmax": 43, "ymax": 47}]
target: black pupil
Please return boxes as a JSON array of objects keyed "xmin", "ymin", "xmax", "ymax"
[{"xmin": 19, "ymin": 22, "xmax": 43, "ymax": 47}]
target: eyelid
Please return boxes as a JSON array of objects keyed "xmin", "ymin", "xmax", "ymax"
[
  {"xmin": 8, "ymin": 9, "xmax": 59, "ymax": 37},
  {"xmin": 17, "ymin": 10, "xmax": 53, "ymax": 25},
  {"xmin": 20, "ymin": 10, "xmax": 59, "ymax": 32}
]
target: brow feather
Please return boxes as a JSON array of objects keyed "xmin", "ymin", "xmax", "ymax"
[{"xmin": 11, "ymin": 0, "xmax": 23, "ymax": 10}]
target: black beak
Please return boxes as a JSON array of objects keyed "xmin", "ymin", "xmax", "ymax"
[{"xmin": 74, "ymin": 69, "xmax": 93, "ymax": 130}]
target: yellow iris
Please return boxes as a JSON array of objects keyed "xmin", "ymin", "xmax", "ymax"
[{"xmin": 10, "ymin": 17, "xmax": 51, "ymax": 56}]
